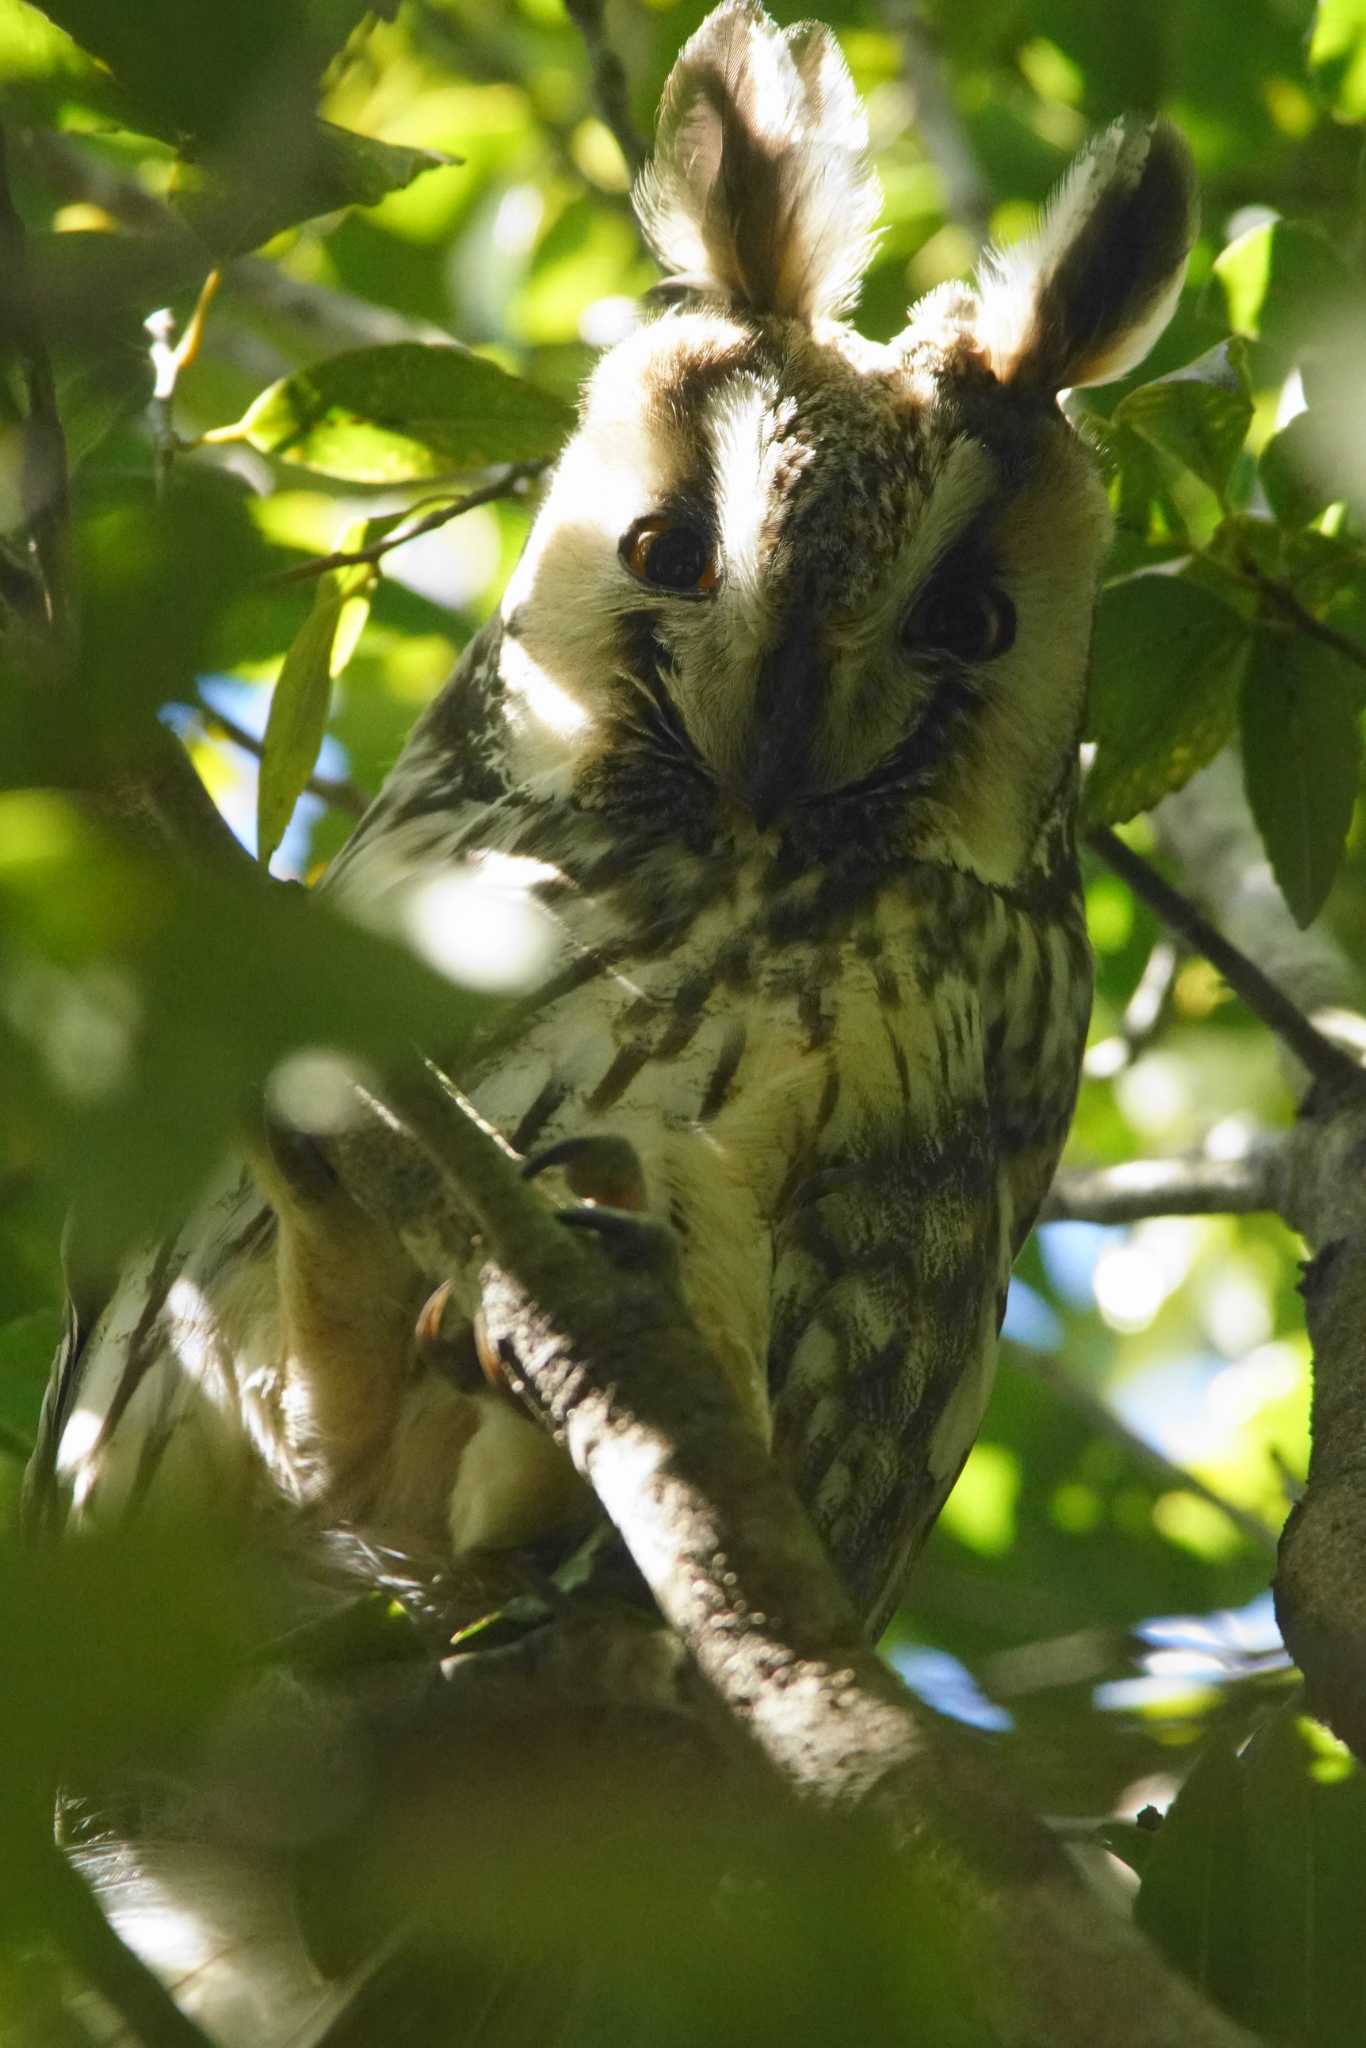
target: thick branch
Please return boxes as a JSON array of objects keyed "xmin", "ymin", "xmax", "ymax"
[
  {"xmin": 1046, "ymin": 1142, "xmax": 1282, "ymax": 1224},
  {"xmin": 306, "ymin": 1065, "xmax": 1252, "ymax": 2048}
]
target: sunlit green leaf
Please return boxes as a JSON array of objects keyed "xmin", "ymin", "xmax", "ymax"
[
  {"xmin": 1240, "ymin": 626, "xmax": 1361, "ymax": 926},
  {"xmin": 1084, "ymin": 574, "xmax": 1253, "ymax": 824},
  {"xmin": 1309, "ymin": 0, "xmax": 1366, "ymax": 116},
  {"xmin": 218, "ymin": 343, "xmax": 573, "ymax": 481},
  {"xmin": 1115, "ymin": 342, "xmax": 1252, "ymax": 505},
  {"xmin": 258, "ymin": 527, "xmax": 375, "ymax": 869}
]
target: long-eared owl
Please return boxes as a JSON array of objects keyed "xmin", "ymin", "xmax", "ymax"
[{"xmin": 29, "ymin": 1, "xmax": 1196, "ymax": 1637}]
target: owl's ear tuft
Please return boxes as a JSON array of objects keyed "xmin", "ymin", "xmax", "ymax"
[
  {"xmin": 633, "ymin": 0, "xmax": 881, "ymax": 324},
  {"xmin": 976, "ymin": 118, "xmax": 1197, "ymax": 393}
]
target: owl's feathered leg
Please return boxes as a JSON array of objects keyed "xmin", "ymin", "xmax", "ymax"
[{"xmin": 253, "ymin": 1117, "xmax": 429, "ymax": 1514}]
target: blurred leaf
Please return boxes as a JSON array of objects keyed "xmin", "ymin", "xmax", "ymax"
[
  {"xmin": 0, "ymin": 793, "xmax": 493, "ymax": 1249},
  {"xmin": 258, "ymin": 528, "xmax": 375, "ymax": 869},
  {"xmin": 1240, "ymin": 627, "xmax": 1361, "ymax": 926},
  {"xmin": 1261, "ymin": 401, "xmax": 1366, "ymax": 527},
  {"xmin": 176, "ymin": 118, "xmax": 455, "ymax": 258},
  {"xmin": 1084, "ymin": 574, "xmax": 1253, "ymax": 824},
  {"xmin": 1211, "ymin": 222, "xmax": 1356, "ymax": 373},
  {"xmin": 219, "ymin": 343, "xmax": 573, "ymax": 481},
  {"xmin": 29, "ymin": 0, "xmax": 386, "ymax": 146},
  {"xmin": 1309, "ymin": 0, "xmax": 1366, "ymax": 117},
  {"xmin": 1115, "ymin": 342, "xmax": 1252, "ymax": 505},
  {"xmin": 1134, "ymin": 1735, "xmax": 1249, "ymax": 2013}
]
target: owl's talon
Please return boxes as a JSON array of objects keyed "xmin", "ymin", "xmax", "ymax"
[
  {"xmin": 521, "ymin": 1134, "xmax": 648, "ymax": 1213},
  {"xmin": 553, "ymin": 1202, "xmax": 679, "ymax": 1280}
]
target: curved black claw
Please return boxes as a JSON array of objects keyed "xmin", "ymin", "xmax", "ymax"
[
  {"xmin": 553, "ymin": 1201, "xmax": 680, "ymax": 1281},
  {"xmin": 521, "ymin": 1134, "xmax": 648, "ymax": 1214}
]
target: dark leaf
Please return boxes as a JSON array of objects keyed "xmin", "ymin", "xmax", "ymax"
[
  {"xmin": 175, "ymin": 119, "xmax": 455, "ymax": 259},
  {"xmin": 1115, "ymin": 341, "xmax": 1253, "ymax": 504},
  {"xmin": 1134, "ymin": 1734, "xmax": 1249, "ymax": 2014},
  {"xmin": 1240, "ymin": 626, "xmax": 1361, "ymax": 926},
  {"xmin": 1084, "ymin": 574, "xmax": 1253, "ymax": 825}
]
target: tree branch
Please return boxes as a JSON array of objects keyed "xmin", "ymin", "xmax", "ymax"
[
  {"xmin": 1089, "ymin": 825, "xmax": 1366, "ymax": 1099},
  {"xmin": 266, "ymin": 463, "xmax": 548, "ymax": 587},
  {"xmin": 565, "ymin": 0, "xmax": 648, "ymax": 178},
  {"xmin": 1046, "ymin": 1142, "xmax": 1282, "ymax": 1225},
  {"xmin": 297, "ymin": 1062, "xmax": 1254, "ymax": 2048}
]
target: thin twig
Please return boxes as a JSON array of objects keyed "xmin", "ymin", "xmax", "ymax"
[
  {"xmin": 1084, "ymin": 938, "xmax": 1180, "ymax": 1079},
  {"xmin": 1045, "ymin": 1144, "xmax": 1282, "ymax": 1225},
  {"xmin": 196, "ymin": 700, "xmax": 371, "ymax": 817},
  {"xmin": 146, "ymin": 268, "xmax": 222, "ymax": 488},
  {"xmin": 0, "ymin": 125, "xmax": 71, "ymax": 639},
  {"xmin": 267, "ymin": 462, "xmax": 548, "ymax": 586},
  {"xmin": 1089, "ymin": 827, "xmax": 1366, "ymax": 1098},
  {"xmin": 1235, "ymin": 553, "xmax": 1366, "ymax": 680},
  {"xmin": 565, "ymin": 0, "xmax": 648, "ymax": 177}
]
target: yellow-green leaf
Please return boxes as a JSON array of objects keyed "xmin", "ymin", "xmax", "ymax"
[
  {"xmin": 220, "ymin": 343, "xmax": 574, "ymax": 482},
  {"xmin": 257, "ymin": 527, "xmax": 375, "ymax": 869}
]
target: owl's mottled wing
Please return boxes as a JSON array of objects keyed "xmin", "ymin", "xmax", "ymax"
[{"xmin": 768, "ymin": 1094, "xmax": 1006, "ymax": 1637}]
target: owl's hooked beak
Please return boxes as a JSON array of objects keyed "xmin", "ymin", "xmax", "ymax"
[{"xmin": 745, "ymin": 610, "xmax": 829, "ymax": 829}]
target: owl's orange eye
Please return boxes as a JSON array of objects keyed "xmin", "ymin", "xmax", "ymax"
[{"xmin": 622, "ymin": 519, "xmax": 721, "ymax": 595}]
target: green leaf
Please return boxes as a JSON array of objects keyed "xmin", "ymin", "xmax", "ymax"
[
  {"xmin": 1260, "ymin": 403, "xmax": 1366, "ymax": 528},
  {"xmin": 258, "ymin": 530, "xmax": 375, "ymax": 870},
  {"xmin": 1309, "ymin": 0, "xmax": 1366, "ymax": 117},
  {"xmin": 175, "ymin": 119, "xmax": 455, "ymax": 259},
  {"xmin": 1240, "ymin": 627, "xmax": 1362, "ymax": 926},
  {"xmin": 1241, "ymin": 1705, "xmax": 1366, "ymax": 2046},
  {"xmin": 219, "ymin": 343, "xmax": 574, "ymax": 481},
  {"xmin": 0, "ymin": 793, "xmax": 496, "ymax": 1256},
  {"xmin": 1115, "ymin": 341, "xmax": 1252, "ymax": 504},
  {"xmin": 1083, "ymin": 574, "xmax": 1253, "ymax": 825},
  {"xmin": 29, "ymin": 0, "xmax": 382, "ymax": 146},
  {"xmin": 1134, "ymin": 1734, "xmax": 1249, "ymax": 2013}
]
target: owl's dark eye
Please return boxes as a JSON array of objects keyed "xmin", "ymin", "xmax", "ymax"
[
  {"xmin": 622, "ymin": 519, "xmax": 721, "ymax": 595},
  {"xmin": 901, "ymin": 582, "xmax": 1016, "ymax": 663}
]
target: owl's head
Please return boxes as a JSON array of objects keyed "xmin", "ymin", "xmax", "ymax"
[{"xmin": 499, "ymin": 0, "xmax": 1196, "ymax": 886}]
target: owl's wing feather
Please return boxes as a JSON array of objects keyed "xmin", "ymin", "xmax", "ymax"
[{"xmin": 769, "ymin": 1101, "xmax": 1007, "ymax": 1637}]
